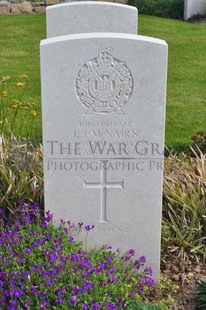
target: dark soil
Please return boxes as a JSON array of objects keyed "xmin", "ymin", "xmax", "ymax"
[
  {"xmin": 188, "ymin": 16, "xmax": 206, "ymax": 24},
  {"xmin": 161, "ymin": 254, "xmax": 206, "ymax": 310}
]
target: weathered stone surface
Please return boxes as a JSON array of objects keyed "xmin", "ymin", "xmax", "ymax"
[
  {"xmin": 46, "ymin": 0, "xmax": 59, "ymax": 6},
  {"xmin": 40, "ymin": 33, "xmax": 168, "ymax": 278},
  {"xmin": 31, "ymin": 1, "xmax": 45, "ymax": 7},
  {"xmin": 33, "ymin": 5, "xmax": 45, "ymax": 13},
  {"xmin": 0, "ymin": 6, "xmax": 10, "ymax": 13},
  {"xmin": 47, "ymin": 2, "xmax": 138, "ymax": 38},
  {"xmin": 0, "ymin": 1, "xmax": 10, "ymax": 7},
  {"xmin": 10, "ymin": 1, "xmax": 33, "ymax": 13},
  {"xmin": 10, "ymin": 0, "xmax": 25, "ymax": 3}
]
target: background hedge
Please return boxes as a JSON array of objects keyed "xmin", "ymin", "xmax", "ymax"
[{"xmin": 129, "ymin": 0, "xmax": 184, "ymax": 20}]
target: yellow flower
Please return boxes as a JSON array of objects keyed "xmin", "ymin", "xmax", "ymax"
[
  {"xmin": 23, "ymin": 106, "xmax": 29, "ymax": 110},
  {"xmin": 21, "ymin": 74, "xmax": 28, "ymax": 78},
  {"xmin": 2, "ymin": 91, "xmax": 8, "ymax": 97},
  {"xmin": 2, "ymin": 76, "xmax": 10, "ymax": 82},
  {"xmin": 143, "ymin": 286, "xmax": 149, "ymax": 292},
  {"xmin": 16, "ymin": 82, "xmax": 25, "ymax": 87},
  {"xmin": 31, "ymin": 110, "xmax": 37, "ymax": 117},
  {"xmin": 11, "ymin": 104, "xmax": 18, "ymax": 109},
  {"xmin": 27, "ymin": 102, "xmax": 36, "ymax": 107}
]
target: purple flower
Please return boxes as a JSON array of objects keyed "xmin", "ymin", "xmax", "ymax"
[
  {"xmin": 46, "ymin": 279, "xmax": 54, "ymax": 286},
  {"xmin": 140, "ymin": 256, "xmax": 146, "ymax": 263},
  {"xmin": 23, "ymin": 272, "xmax": 29, "ymax": 279},
  {"xmin": 25, "ymin": 248, "xmax": 32, "ymax": 255},
  {"xmin": 83, "ymin": 281, "xmax": 94, "ymax": 291},
  {"xmin": 70, "ymin": 295, "xmax": 77, "ymax": 305},
  {"xmin": 139, "ymin": 288, "xmax": 143, "ymax": 295},
  {"xmin": 9, "ymin": 306, "xmax": 17, "ymax": 310},
  {"xmin": 130, "ymin": 291, "xmax": 135, "ymax": 298},
  {"xmin": 85, "ymin": 225, "xmax": 95, "ymax": 231},
  {"xmin": 108, "ymin": 292, "xmax": 113, "ymax": 297},
  {"xmin": 32, "ymin": 239, "xmax": 41, "ymax": 248},
  {"xmin": 63, "ymin": 227, "xmax": 68, "ymax": 234},
  {"xmin": 31, "ymin": 286, "xmax": 38, "ymax": 295},
  {"xmin": 106, "ymin": 245, "xmax": 112, "ymax": 250},
  {"xmin": 50, "ymin": 253, "xmax": 57, "ymax": 263},
  {"xmin": 40, "ymin": 300, "xmax": 49, "ymax": 309},
  {"xmin": 70, "ymin": 253, "xmax": 80, "ymax": 262},
  {"xmin": 129, "ymin": 249, "xmax": 135, "ymax": 256},
  {"xmin": 15, "ymin": 289, "xmax": 25, "ymax": 298},
  {"xmin": 82, "ymin": 270, "xmax": 90, "ymax": 277},
  {"xmin": 108, "ymin": 304, "xmax": 117, "ymax": 310},
  {"xmin": 56, "ymin": 297, "xmax": 65, "ymax": 304},
  {"xmin": 107, "ymin": 256, "xmax": 113, "ymax": 263},
  {"xmin": 91, "ymin": 301, "xmax": 100, "ymax": 310},
  {"xmin": 58, "ymin": 288, "xmax": 64, "ymax": 296}
]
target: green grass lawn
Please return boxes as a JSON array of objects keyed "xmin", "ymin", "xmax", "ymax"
[
  {"xmin": 139, "ymin": 15, "xmax": 206, "ymax": 149},
  {"xmin": 0, "ymin": 14, "xmax": 206, "ymax": 148}
]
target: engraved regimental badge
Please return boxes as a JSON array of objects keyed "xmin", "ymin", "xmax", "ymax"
[{"xmin": 76, "ymin": 46, "xmax": 133, "ymax": 115}]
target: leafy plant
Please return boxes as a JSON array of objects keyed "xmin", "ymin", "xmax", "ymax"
[
  {"xmin": 0, "ymin": 75, "xmax": 38, "ymax": 138},
  {"xmin": 0, "ymin": 135, "xmax": 43, "ymax": 213},
  {"xmin": 129, "ymin": 0, "xmax": 184, "ymax": 20},
  {"xmin": 162, "ymin": 149, "xmax": 206, "ymax": 267},
  {"xmin": 126, "ymin": 300, "xmax": 166, "ymax": 309},
  {"xmin": 0, "ymin": 201, "xmax": 163, "ymax": 310},
  {"xmin": 195, "ymin": 281, "xmax": 206, "ymax": 309}
]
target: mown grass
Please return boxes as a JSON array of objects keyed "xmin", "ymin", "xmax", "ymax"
[
  {"xmin": 0, "ymin": 14, "xmax": 206, "ymax": 148},
  {"xmin": 138, "ymin": 15, "xmax": 206, "ymax": 149},
  {"xmin": 0, "ymin": 14, "xmax": 45, "ymax": 141}
]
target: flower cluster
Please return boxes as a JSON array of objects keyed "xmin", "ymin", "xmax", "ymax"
[
  {"xmin": 0, "ymin": 202, "xmax": 154, "ymax": 309},
  {"xmin": 0, "ymin": 75, "xmax": 37, "ymax": 138}
]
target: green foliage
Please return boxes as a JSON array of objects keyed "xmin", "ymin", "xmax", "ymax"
[
  {"xmin": 0, "ymin": 203, "xmax": 161, "ymax": 309},
  {"xmin": 129, "ymin": 0, "xmax": 184, "ymax": 20},
  {"xmin": 0, "ymin": 136, "xmax": 43, "ymax": 213},
  {"xmin": 162, "ymin": 150, "xmax": 206, "ymax": 266},
  {"xmin": 126, "ymin": 300, "xmax": 167, "ymax": 309},
  {"xmin": 196, "ymin": 281, "xmax": 206, "ymax": 309},
  {"xmin": 0, "ymin": 14, "xmax": 45, "ymax": 142},
  {"xmin": 0, "ymin": 75, "xmax": 38, "ymax": 138}
]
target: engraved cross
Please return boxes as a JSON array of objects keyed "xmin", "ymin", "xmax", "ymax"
[{"xmin": 83, "ymin": 161, "xmax": 124, "ymax": 222}]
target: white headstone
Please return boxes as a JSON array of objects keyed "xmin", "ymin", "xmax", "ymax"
[
  {"xmin": 40, "ymin": 32, "xmax": 168, "ymax": 278},
  {"xmin": 184, "ymin": 0, "xmax": 206, "ymax": 20},
  {"xmin": 47, "ymin": 2, "xmax": 138, "ymax": 38}
]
